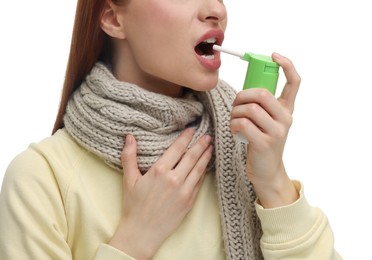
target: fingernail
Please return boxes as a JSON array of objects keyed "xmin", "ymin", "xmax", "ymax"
[
  {"xmin": 272, "ymin": 52, "xmax": 281, "ymax": 60},
  {"xmin": 187, "ymin": 128, "xmax": 196, "ymax": 135},
  {"xmin": 126, "ymin": 134, "xmax": 134, "ymax": 145},
  {"xmin": 204, "ymin": 135, "xmax": 211, "ymax": 143}
]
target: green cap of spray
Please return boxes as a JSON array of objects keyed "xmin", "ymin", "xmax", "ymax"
[
  {"xmin": 213, "ymin": 45, "xmax": 280, "ymax": 95},
  {"xmin": 241, "ymin": 53, "xmax": 279, "ymax": 95}
]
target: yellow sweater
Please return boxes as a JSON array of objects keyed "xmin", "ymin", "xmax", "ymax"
[{"xmin": 0, "ymin": 129, "xmax": 341, "ymax": 259}]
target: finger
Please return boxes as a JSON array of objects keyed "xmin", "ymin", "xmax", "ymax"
[
  {"xmin": 231, "ymin": 102, "xmax": 275, "ymax": 135},
  {"xmin": 121, "ymin": 134, "xmax": 141, "ymax": 188},
  {"xmin": 183, "ymin": 145, "xmax": 212, "ymax": 190},
  {"xmin": 175, "ymin": 135, "xmax": 212, "ymax": 181},
  {"xmin": 272, "ymin": 53, "xmax": 301, "ymax": 113},
  {"xmin": 187, "ymin": 168, "xmax": 207, "ymax": 206},
  {"xmin": 154, "ymin": 128, "xmax": 195, "ymax": 171},
  {"xmin": 233, "ymin": 89, "xmax": 287, "ymax": 123},
  {"xmin": 230, "ymin": 117, "xmax": 266, "ymax": 146}
]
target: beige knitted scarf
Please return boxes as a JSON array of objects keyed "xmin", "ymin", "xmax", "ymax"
[{"xmin": 64, "ymin": 62, "xmax": 263, "ymax": 259}]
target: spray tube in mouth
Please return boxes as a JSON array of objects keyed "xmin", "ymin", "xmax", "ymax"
[{"xmin": 213, "ymin": 45, "xmax": 280, "ymax": 143}]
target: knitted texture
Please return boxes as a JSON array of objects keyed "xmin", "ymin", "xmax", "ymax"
[{"xmin": 64, "ymin": 62, "xmax": 263, "ymax": 259}]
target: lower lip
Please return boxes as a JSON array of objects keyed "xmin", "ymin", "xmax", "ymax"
[{"xmin": 195, "ymin": 51, "xmax": 221, "ymax": 70}]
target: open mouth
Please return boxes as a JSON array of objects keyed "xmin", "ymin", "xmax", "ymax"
[{"xmin": 195, "ymin": 38, "xmax": 216, "ymax": 59}]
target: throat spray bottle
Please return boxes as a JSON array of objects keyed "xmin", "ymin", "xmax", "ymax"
[{"xmin": 213, "ymin": 45, "xmax": 280, "ymax": 143}]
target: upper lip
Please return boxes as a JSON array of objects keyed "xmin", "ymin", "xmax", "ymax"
[{"xmin": 195, "ymin": 29, "xmax": 225, "ymax": 48}]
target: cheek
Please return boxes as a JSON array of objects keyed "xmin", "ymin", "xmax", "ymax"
[
  {"xmin": 135, "ymin": 2, "xmax": 181, "ymax": 31},
  {"xmin": 126, "ymin": 5, "xmax": 186, "ymax": 54},
  {"xmin": 128, "ymin": 21, "xmax": 189, "ymax": 73}
]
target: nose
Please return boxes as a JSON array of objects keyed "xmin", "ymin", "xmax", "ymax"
[{"xmin": 199, "ymin": 0, "xmax": 227, "ymax": 23}]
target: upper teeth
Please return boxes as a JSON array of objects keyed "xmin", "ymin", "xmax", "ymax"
[{"xmin": 203, "ymin": 38, "xmax": 217, "ymax": 44}]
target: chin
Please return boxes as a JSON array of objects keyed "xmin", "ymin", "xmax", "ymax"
[{"xmin": 187, "ymin": 74, "xmax": 219, "ymax": 92}]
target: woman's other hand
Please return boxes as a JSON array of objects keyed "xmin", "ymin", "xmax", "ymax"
[{"xmin": 109, "ymin": 129, "xmax": 213, "ymax": 259}]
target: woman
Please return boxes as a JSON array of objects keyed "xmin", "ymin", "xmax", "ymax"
[{"xmin": 0, "ymin": 0, "xmax": 341, "ymax": 259}]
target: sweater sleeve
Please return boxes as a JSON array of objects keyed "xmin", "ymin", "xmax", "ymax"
[
  {"xmin": 0, "ymin": 148, "xmax": 139, "ymax": 260},
  {"xmin": 0, "ymin": 148, "xmax": 72, "ymax": 259},
  {"xmin": 255, "ymin": 181, "xmax": 342, "ymax": 259}
]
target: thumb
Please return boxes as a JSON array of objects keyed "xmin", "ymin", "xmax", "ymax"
[
  {"xmin": 272, "ymin": 52, "xmax": 301, "ymax": 114},
  {"xmin": 121, "ymin": 134, "xmax": 141, "ymax": 188}
]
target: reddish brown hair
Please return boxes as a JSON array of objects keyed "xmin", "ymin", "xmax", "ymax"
[{"xmin": 52, "ymin": 0, "xmax": 116, "ymax": 134}]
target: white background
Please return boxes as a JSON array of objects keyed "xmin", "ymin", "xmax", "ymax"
[{"xmin": 1, "ymin": 0, "xmax": 371, "ymax": 258}]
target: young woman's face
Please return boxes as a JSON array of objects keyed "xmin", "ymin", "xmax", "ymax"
[{"xmin": 113, "ymin": 0, "xmax": 227, "ymax": 96}]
